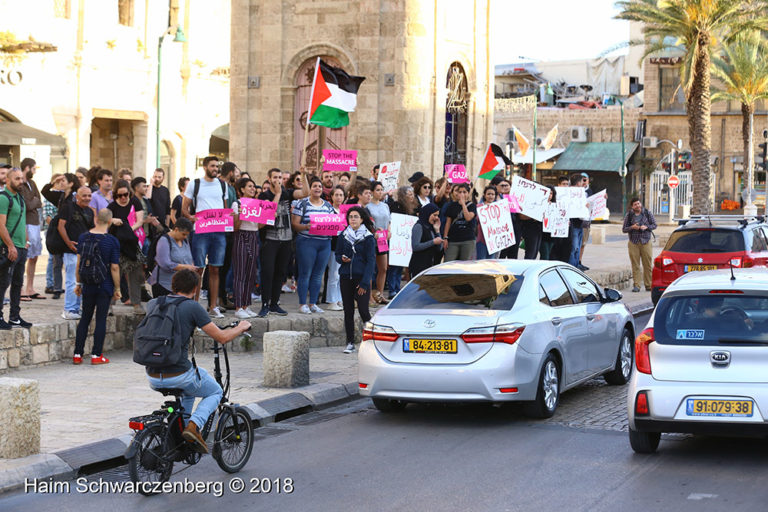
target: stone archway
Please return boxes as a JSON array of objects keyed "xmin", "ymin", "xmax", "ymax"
[{"xmin": 444, "ymin": 62, "xmax": 470, "ymax": 166}]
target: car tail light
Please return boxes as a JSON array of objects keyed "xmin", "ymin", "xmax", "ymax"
[
  {"xmin": 709, "ymin": 289, "xmax": 743, "ymax": 294},
  {"xmin": 654, "ymin": 256, "xmax": 674, "ymax": 268},
  {"xmin": 461, "ymin": 324, "xmax": 525, "ymax": 345},
  {"xmin": 742, "ymin": 257, "xmax": 754, "ymax": 268},
  {"xmin": 128, "ymin": 421, "xmax": 145, "ymax": 431},
  {"xmin": 635, "ymin": 328, "xmax": 654, "ymax": 375},
  {"xmin": 635, "ymin": 391, "xmax": 650, "ymax": 416},
  {"xmin": 730, "ymin": 257, "xmax": 742, "ymax": 267},
  {"xmin": 358, "ymin": 383, "xmax": 368, "ymax": 389},
  {"xmin": 362, "ymin": 323, "xmax": 399, "ymax": 342},
  {"xmin": 499, "ymin": 387, "xmax": 518, "ymax": 393}
]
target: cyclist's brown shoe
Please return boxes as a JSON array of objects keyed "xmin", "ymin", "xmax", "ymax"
[{"xmin": 182, "ymin": 421, "xmax": 208, "ymax": 454}]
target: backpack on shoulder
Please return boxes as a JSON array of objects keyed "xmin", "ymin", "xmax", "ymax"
[
  {"xmin": 133, "ymin": 296, "xmax": 191, "ymax": 368},
  {"xmin": 78, "ymin": 233, "xmax": 109, "ymax": 285},
  {"xmin": 144, "ymin": 233, "xmax": 171, "ymax": 278}
]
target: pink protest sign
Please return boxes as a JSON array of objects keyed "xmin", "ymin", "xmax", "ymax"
[
  {"xmin": 376, "ymin": 229, "xmax": 389, "ymax": 252},
  {"xmin": 195, "ymin": 209, "xmax": 233, "ymax": 233},
  {"xmin": 445, "ymin": 164, "xmax": 469, "ymax": 184},
  {"xmin": 309, "ymin": 213, "xmax": 346, "ymax": 236},
  {"xmin": 505, "ymin": 195, "xmax": 521, "ymax": 213},
  {"xmin": 323, "ymin": 149, "xmax": 358, "ymax": 172},
  {"xmin": 339, "ymin": 203, "xmax": 360, "ymax": 216},
  {"xmin": 239, "ymin": 198, "xmax": 277, "ymax": 225}
]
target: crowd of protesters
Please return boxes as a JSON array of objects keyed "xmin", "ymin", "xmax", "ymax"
[{"xmin": 0, "ymin": 156, "xmax": 597, "ymax": 361}]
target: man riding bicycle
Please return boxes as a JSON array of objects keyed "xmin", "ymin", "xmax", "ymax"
[{"xmin": 144, "ymin": 269, "xmax": 250, "ymax": 454}]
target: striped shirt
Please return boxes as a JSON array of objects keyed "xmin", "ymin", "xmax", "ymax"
[{"xmin": 291, "ymin": 197, "xmax": 335, "ymax": 239}]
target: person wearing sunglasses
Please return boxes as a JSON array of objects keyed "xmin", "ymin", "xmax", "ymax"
[
  {"xmin": 411, "ymin": 176, "xmax": 434, "ymax": 214},
  {"xmin": 107, "ymin": 180, "xmax": 146, "ymax": 315}
]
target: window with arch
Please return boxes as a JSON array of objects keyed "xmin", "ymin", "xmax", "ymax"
[
  {"xmin": 444, "ymin": 62, "xmax": 469, "ymax": 166},
  {"xmin": 293, "ymin": 56, "xmax": 348, "ymax": 173}
]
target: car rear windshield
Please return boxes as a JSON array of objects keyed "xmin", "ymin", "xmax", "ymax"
[
  {"xmin": 388, "ymin": 274, "xmax": 524, "ymax": 310},
  {"xmin": 665, "ymin": 229, "xmax": 745, "ymax": 253},
  {"xmin": 654, "ymin": 295, "xmax": 768, "ymax": 346}
]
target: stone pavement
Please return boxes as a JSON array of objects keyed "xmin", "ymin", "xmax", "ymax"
[{"xmin": 0, "ymin": 224, "xmax": 661, "ymax": 492}]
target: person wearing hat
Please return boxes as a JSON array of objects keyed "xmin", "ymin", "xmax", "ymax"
[{"xmin": 579, "ymin": 173, "xmax": 593, "ymax": 271}]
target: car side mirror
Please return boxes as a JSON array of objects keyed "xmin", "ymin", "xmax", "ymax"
[{"xmin": 603, "ymin": 288, "xmax": 622, "ymax": 302}]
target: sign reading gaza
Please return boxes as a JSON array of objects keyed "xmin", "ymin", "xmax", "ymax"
[
  {"xmin": 238, "ymin": 198, "xmax": 277, "ymax": 225},
  {"xmin": 322, "ymin": 149, "xmax": 358, "ymax": 173}
]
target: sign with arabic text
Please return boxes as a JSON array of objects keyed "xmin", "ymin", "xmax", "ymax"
[
  {"xmin": 195, "ymin": 209, "xmax": 234, "ymax": 233},
  {"xmin": 389, "ymin": 213, "xmax": 418, "ymax": 267},
  {"xmin": 238, "ymin": 198, "xmax": 276, "ymax": 225}
]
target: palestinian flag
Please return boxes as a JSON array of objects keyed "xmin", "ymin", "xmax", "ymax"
[
  {"xmin": 308, "ymin": 58, "xmax": 365, "ymax": 129},
  {"xmin": 478, "ymin": 143, "xmax": 512, "ymax": 180}
]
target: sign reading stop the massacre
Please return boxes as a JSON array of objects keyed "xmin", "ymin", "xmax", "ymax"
[{"xmin": 668, "ymin": 175, "xmax": 680, "ymax": 189}]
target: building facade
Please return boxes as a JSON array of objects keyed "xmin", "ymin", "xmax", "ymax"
[
  {"xmin": 0, "ymin": 0, "xmax": 230, "ymax": 191},
  {"xmin": 229, "ymin": 0, "xmax": 494, "ymax": 182}
]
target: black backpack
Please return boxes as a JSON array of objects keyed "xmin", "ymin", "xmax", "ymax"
[
  {"xmin": 78, "ymin": 233, "xmax": 109, "ymax": 285},
  {"xmin": 145, "ymin": 233, "xmax": 171, "ymax": 278},
  {"xmin": 133, "ymin": 296, "xmax": 191, "ymax": 368},
  {"xmin": 192, "ymin": 178, "xmax": 228, "ymax": 210}
]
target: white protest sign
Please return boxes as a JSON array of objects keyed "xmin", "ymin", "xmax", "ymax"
[
  {"xmin": 477, "ymin": 201, "xmax": 516, "ymax": 254},
  {"xmin": 509, "ymin": 175, "xmax": 551, "ymax": 221},
  {"xmin": 379, "ymin": 161, "xmax": 401, "ymax": 193},
  {"xmin": 587, "ymin": 189, "xmax": 608, "ymax": 220},
  {"xmin": 555, "ymin": 187, "xmax": 590, "ymax": 219},
  {"xmin": 389, "ymin": 213, "xmax": 418, "ymax": 267},
  {"xmin": 543, "ymin": 202, "xmax": 569, "ymax": 238}
]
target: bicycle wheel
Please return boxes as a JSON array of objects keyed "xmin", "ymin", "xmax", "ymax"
[
  {"xmin": 127, "ymin": 424, "xmax": 174, "ymax": 494},
  {"xmin": 212, "ymin": 407, "xmax": 254, "ymax": 473}
]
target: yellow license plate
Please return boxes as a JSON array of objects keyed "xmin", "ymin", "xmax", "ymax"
[
  {"xmin": 403, "ymin": 339, "xmax": 457, "ymax": 354},
  {"xmin": 685, "ymin": 265, "xmax": 717, "ymax": 272},
  {"xmin": 686, "ymin": 399, "xmax": 753, "ymax": 417}
]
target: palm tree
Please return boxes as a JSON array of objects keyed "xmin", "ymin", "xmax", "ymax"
[
  {"xmin": 616, "ymin": 0, "xmax": 768, "ymax": 214},
  {"xmin": 711, "ymin": 32, "xmax": 768, "ymax": 214}
]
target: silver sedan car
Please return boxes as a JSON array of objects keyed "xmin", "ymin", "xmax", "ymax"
[
  {"xmin": 358, "ymin": 260, "xmax": 635, "ymax": 417},
  {"xmin": 628, "ymin": 269, "xmax": 768, "ymax": 453}
]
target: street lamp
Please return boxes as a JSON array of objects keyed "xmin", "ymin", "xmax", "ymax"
[{"xmin": 155, "ymin": 25, "xmax": 186, "ymax": 168}]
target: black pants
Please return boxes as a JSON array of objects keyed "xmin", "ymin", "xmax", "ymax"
[
  {"xmin": 0, "ymin": 247, "xmax": 27, "ymax": 321},
  {"xmin": 340, "ymin": 277, "xmax": 371, "ymax": 344},
  {"xmin": 152, "ymin": 283, "xmax": 171, "ymax": 298},
  {"xmin": 75, "ymin": 289, "xmax": 111, "ymax": 356},
  {"xmin": 219, "ymin": 233, "xmax": 234, "ymax": 303},
  {"xmin": 521, "ymin": 219, "xmax": 543, "ymax": 260},
  {"xmin": 260, "ymin": 239, "xmax": 292, "ymax": 307}
]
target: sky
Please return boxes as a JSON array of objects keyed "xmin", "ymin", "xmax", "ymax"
[{"xmin": 491, "ymin": 0, "xmax": 630, "ymax": 65}]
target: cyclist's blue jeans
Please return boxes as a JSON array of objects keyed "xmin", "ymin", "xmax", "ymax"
[{"xmin": 147, "ymin": 367, "xmax": 222, "ymax": 428}]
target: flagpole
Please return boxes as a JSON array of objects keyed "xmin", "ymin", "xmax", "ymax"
[
  {"xmin": 532, "ymin": 106, "xmax": 537, "ymax": 182},
  {"xmin": 302, "ymin": 57, "xmax": 321, "ymax": 169}
]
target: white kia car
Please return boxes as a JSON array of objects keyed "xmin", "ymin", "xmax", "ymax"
[
  {"xmin": 358, "ymin": 260, "xmax": 635, "ymax": 418},
  {"xmin": 628, "ymin": 268, "xmax": 768, "ymax": 453}
]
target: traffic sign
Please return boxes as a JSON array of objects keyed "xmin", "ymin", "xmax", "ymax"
[{"xmin": 668, "ymin": 175, "xmax": 680, "ymax": 189}]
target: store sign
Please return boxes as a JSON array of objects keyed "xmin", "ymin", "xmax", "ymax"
[{"xmin": 0, "ymin": 69, "xmax": 23, "ymax": 86}]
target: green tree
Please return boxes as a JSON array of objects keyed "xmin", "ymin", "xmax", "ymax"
[
  {"xmin": 711, "ymin": 32, "xmax": 768, "ymax": 213},
  {"xmin": 616, "ymin": 0, "xmax": 768, "ymax": 214}
]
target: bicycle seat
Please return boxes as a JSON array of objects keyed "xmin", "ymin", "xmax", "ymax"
[{"xmin": 155, "ymin": 388, "xmax": 184, "ymax": 397}]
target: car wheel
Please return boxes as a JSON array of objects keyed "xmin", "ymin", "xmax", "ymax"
[
  {"xmin": 628, "ymin": 428, "xmax": 660, "ymax": 454},
  {"xmin": 651, "ymin": 288, "xmax": 662, "ymax": 306},
  {"xmin": 372, "ymin": 398, "xmax": 407, "ymax": 413},
  {"xmin": 604, "ymin": 328, "xmax": 633, "ymax": 385},
  {"xmin": 524, "ymin": 354, "xmax": 560, "ymax": 419}
]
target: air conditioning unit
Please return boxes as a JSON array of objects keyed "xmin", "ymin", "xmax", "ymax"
[
  {"xmin": 642, "ymin": 136, "xmax": 658, "ymax": 149},
  {"xmin": 571, "ymin": 126, "xmax": 588, "ymax": 142}
]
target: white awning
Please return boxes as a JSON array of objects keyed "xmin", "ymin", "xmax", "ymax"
[{"xmin": 512, "ymin": 147, "xmax": 565, "ymax": 164}]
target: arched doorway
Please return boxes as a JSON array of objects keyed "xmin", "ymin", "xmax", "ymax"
[
  {"xmin": 444, "ymin": 62, "xmax": 469, "ymax": 166},
  {"xmin": 293, "ymin": 57, "xmax": 348, "ymax": 173},
  {"xmin": 159, "ymin": 140, "xmax": 175, "ymax": 189}
]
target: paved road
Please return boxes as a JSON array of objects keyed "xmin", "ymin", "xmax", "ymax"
[{"xmin": 3, "ymin": 397, "xmax": 768, "ymax": 512}]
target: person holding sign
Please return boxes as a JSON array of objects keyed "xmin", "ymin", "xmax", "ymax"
[
  {"xmin": 231, "ymin": 177, "xmax": 261, "ymax": 318},
  {"xmin": 291, "ymin": 177, "xmax": 336, "ymax": 314},
  {"xmin": 336, "ymin": 206, "xmax": 376, "ymax": 354},
  {"xmin": 325, "ymin": 185, "xmax": 347, "ymax": 311},
  {"xmin": 366, "ymin": 181, "xmax": 391, "ymax": 305},
  {"xmin": 476, "ymin": 186, "xmax": 500, "ymax": 259},
  {"xmin": 443, "ymin": 183, "xmax": 476, "ymax": 261}
]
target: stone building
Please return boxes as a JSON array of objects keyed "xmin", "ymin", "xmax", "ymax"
[
  {"xmin": 641, "ymin": 56, "xmax": 768, "ymax": 212},
  {"xmin": 229, "ymin": 0, "xmax": 494, "ymax": 182},
  {"xmin": 0, "ymin": 0, "xmax": 230, "ymax": 191}
]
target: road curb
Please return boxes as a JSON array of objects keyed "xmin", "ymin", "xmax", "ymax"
[{"xmin": 0, "ymin": 382, "xmax": 362, "ymax": 495}]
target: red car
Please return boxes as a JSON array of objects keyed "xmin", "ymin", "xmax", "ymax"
[{"xmin": 651, "ymin": 217, "xmax": 768, "ymax": 304}]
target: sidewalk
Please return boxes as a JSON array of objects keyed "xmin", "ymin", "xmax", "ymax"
[{"xmin": 0, "ymin": 230, "xmax": 659, "ymax": 493}]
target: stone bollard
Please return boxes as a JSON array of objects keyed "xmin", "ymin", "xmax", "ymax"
[
  {"xmin": 591, "ymin": 225, "xmax": 606, "ymax": 244},
  {"xmin": 0, "ymin": 377, "xmax": 40, "ymax": 458},
  {"xmin": 263, "ymin": 331, "xmax": 310, "ymax": 388}
]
